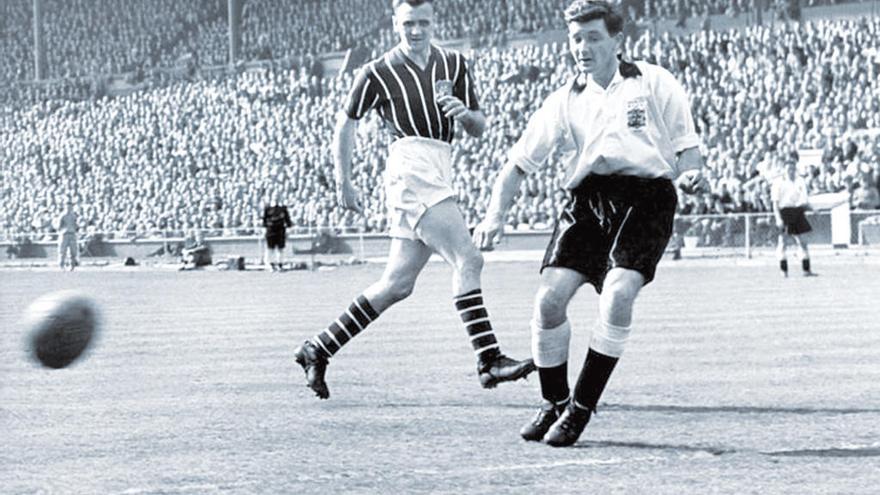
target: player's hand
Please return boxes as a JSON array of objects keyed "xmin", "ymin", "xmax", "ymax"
[
  {"xmin": 472, "ymin": 217, "xmax": 504, "ymax": 251},
  {"xmin": 775, "ymin": 217, "xmax": 784, "ymax": 229},
  {"xmin": 437, "ymin": 95, "xmax": 470, "ymax": 121},
  {"xmin": 337, "ymin": 181, "xmax": 363, "ymax": 214},
  {"xmin": 677, "ymin": 169, "xmax": 707, "ymax": 195}
]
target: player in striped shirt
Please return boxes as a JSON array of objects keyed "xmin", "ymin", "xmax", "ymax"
[
  {"xmin": 293, "ymin": 0, "xmax": 535, "ymax": 399},
  {"xmin": 474, "ymin": 0, "xmax": 705, "ymax": 446}
]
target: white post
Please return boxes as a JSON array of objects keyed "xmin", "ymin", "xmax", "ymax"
[
  {"xmin": 744, "ymin": 214, "xmax": 751, "ymax": 259},
  {"xmin": 831, "ymin": 201, "xmax": 851, "ymax": 248},
  {"xmin": 163, "ymin": 228, "xmax": 169, "ymax": 261},
  {"xmin": 259, "ymin": 229, "xmax": 265, "ymax": 267}
]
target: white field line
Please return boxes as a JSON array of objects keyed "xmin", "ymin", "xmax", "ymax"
[{"xmin": 412, "ymin": 453, "xmax": 683, "ymax": 476}]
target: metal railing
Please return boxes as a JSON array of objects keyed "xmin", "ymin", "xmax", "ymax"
[
  {"xmin": 671, "ymin": 209, "xmax": 880, "ymax": 257},
  {"xmin": 3, "ymin": 210, "xmax": 880, "ymax": 261}
]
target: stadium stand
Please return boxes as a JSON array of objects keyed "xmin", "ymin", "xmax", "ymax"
[{"xmin": 5, "ymin": 0, "xmax": 863, "ymax": 84}]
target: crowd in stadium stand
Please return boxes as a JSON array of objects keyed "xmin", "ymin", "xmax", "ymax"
[
  {"xmin": 2, "ymin": 0, "xmax": 865, "ymax": 85},
  {"xmin": 2, "ymin": 4, "xmax": 880, "ymax": 246}
]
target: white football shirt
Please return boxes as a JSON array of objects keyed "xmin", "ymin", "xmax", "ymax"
[
  {"xmin": 771, "ymin": 175, "xmax": 809, "ymax": 208},
  {"xmin": 508, "ymin": 61, "xmax": 701, "ymax": 188}
]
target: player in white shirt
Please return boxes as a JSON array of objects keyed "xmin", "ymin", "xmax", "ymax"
[
  {"xmin": 473, "ymin": 0, "xmax": 705, "ymax": 447},
  {"xmin": 771, "ymin": 154, "xmax": 816, "ymax": 277}
]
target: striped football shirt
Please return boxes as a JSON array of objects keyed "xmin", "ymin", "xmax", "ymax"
[{"xmin": 343, "ymin": 45, "xmax": 480, "ymax": 143}]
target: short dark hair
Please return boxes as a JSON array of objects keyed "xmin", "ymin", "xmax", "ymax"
[
  {"xmin": 563, "ymin": 0, "xmax": 624, "ymax": 36},
  {"xmin": 392, "ymin": 0, "xmax": 433, "ymax": 9}
]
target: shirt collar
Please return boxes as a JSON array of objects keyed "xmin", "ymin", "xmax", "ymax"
[
  {"xmin": 571, "ymin": 60, "xmax": 638, "ymax": 94},
  {"xmin": 586, "ymin": 68, "xmax": 625, "ymax": 93},
  {"xmin": 392, "ymin": 44, "xmax": 435, "ymax": 68}
]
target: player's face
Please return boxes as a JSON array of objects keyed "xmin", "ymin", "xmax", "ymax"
[
  {"xmin": 567, "ymin": 19, "xmax": 621, "ymax": 76},
  {"xmin": 393, "ymin": 2, "xmax": 434, "ymax": 54}
]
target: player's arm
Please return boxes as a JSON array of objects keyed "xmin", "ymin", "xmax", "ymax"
[
  {"xmin": 332, "ymin": 67, "xmax": 379, "ymax": 213},
  {"xmin": 676, "ymin": 147, "xmax": 705, "ymax": 194},
  {"xmin": 473, "ymin": 161, "xmax": 526, "ymax": 250},
  {"xmin": 799, "ymin": 180, "xmax": 813, "ymax": 211},
  {"xmin": 772, "ymin": 199, "xmax": 784, "ymax": 227},
  {"xmin": 443, "ymin": 52, "xmax": 486, "ymax": 138},
  {"xmin": 654, "ymin": 67, "xmax": 704, "ymax": 194},
  {"xmin": 332, "ymin": 112, "xmax": 363, "ymax": 213},
  {"xmin": 459, "ymin": 108, "xmax": 486, "ymax": 138},
  {"xmin": 438, "ymin": 99, "xmax": 486, "ymax": 138},
  {"xmin": 284, "ymin": 207, "xmax": 293, "ymax": 227},
  {"xmin": 770, "ymin": 182, "xmax": 784, "ymax": 227},
  {"xmin": 473, "ymin": 92, "xmax": 563, "ymax": 250}
]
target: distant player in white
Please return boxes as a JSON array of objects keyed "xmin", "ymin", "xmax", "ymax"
[
  {"xmin": 474, "ymin": 0, "xmax": 705, "ymax": 447},
  {"xmin": 771, "ymin": 154, "xmax": 816, "ymax": 277},
  {"xmin": 56, "ymin": 200, "xmax": 78, "ymax": 271}
]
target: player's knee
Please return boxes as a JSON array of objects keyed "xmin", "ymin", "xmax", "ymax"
[
  {"xmin": 601, "ymin": 275, "xmax": 640, "ymax": 308},
  {"xmin": 534, "ymin": 285, "xmax": 569, "ymax": 326},
  {"xmin": 456, "ymin": 246, "xmax": 483, "ymax": 276},
  {"xmin": 381, "ymin": 276, "xmax": 416, "ymax": 303}
]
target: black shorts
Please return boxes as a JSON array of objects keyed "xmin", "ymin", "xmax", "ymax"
[
  {"xmin": 266, "ymin": 231, "xmax": 287, "ymax": 249},
  {"xmin": 779, "ymin": 207, "xmax": 812, "ymax": 235},
  {"xmin": 542, "ymin": 174, "xmax": 678, "ymax": 293}
]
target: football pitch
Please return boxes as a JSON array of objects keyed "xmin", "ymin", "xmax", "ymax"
[{"xmin": 2, "ymin": 259, "xmax": 879, "ymax": 494}]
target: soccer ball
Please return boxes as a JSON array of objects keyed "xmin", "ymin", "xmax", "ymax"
[{"xmin": 23, "ymin": 291, "xmax": 99, "ymax": 369}]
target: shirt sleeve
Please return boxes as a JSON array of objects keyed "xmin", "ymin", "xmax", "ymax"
[
  {"xmin": 453, "ymin": 53, "xmax": 480, "ymax": 111},
  {"xmin": 653, "ymin": 66, "xmax": 701, "ymax": 152},
  {"xmin": 507, "ymin": 90, "xmax": 565, "ymax": 174},
  {"xmin": 343, "ymin": 66, "xmax": 381, "ymax": 120}
]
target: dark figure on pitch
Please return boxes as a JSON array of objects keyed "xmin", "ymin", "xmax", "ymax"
[{"xmin": 263, "ymin": 192, "xmax": 293, "ymax": 272}]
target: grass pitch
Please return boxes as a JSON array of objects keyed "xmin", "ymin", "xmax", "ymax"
[{"xmin": 2, "ymin": 259, "xmax": 879, "ymax": 494}]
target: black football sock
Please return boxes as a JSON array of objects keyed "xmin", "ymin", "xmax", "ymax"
[
  {"xmin": 780, "ymin": 259, "xmax": 788, "ymax": 274},
  {"xmin": 539, "ymin": 363, "xmax": 570, "ymax": 404},
  {"xmin": 802, "ymin": 258, "xmax": 811, "ymax": 273},
  {"xmin": 572, "ymin": 348, "xmax": 619, "ymax": 412}
]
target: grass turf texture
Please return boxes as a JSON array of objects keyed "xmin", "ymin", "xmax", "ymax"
[{"xmin": 2, "ymin": 261, "xmax": 879, "ymax": 493}]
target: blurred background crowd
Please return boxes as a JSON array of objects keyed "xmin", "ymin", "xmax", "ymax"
[{"xmin": 1, "ymin": 0, "xmax": 879, "ymax": 243}]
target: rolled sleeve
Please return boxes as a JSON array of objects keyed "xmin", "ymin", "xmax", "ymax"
[
  {"xmin": 656, "ymin": 68, "xmax": 701, "ymax": 153},
  {"xmin": 672, "ymin": 133, "xmax": 701, "ymax": 152}
]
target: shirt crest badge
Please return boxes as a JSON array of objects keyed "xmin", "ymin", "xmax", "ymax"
[{"xmin": 625, "ymin": 97, "xmax": 647, "ymax": 130}]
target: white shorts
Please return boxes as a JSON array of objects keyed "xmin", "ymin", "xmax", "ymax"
[{"xmin": 384, "ymin": 136, "xmax": 455, "ymax": 241}]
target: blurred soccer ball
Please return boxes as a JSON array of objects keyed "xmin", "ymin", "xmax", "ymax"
[{"xmin": 23, "ymin": 291, "xmax": 99, "ymax": 369}]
